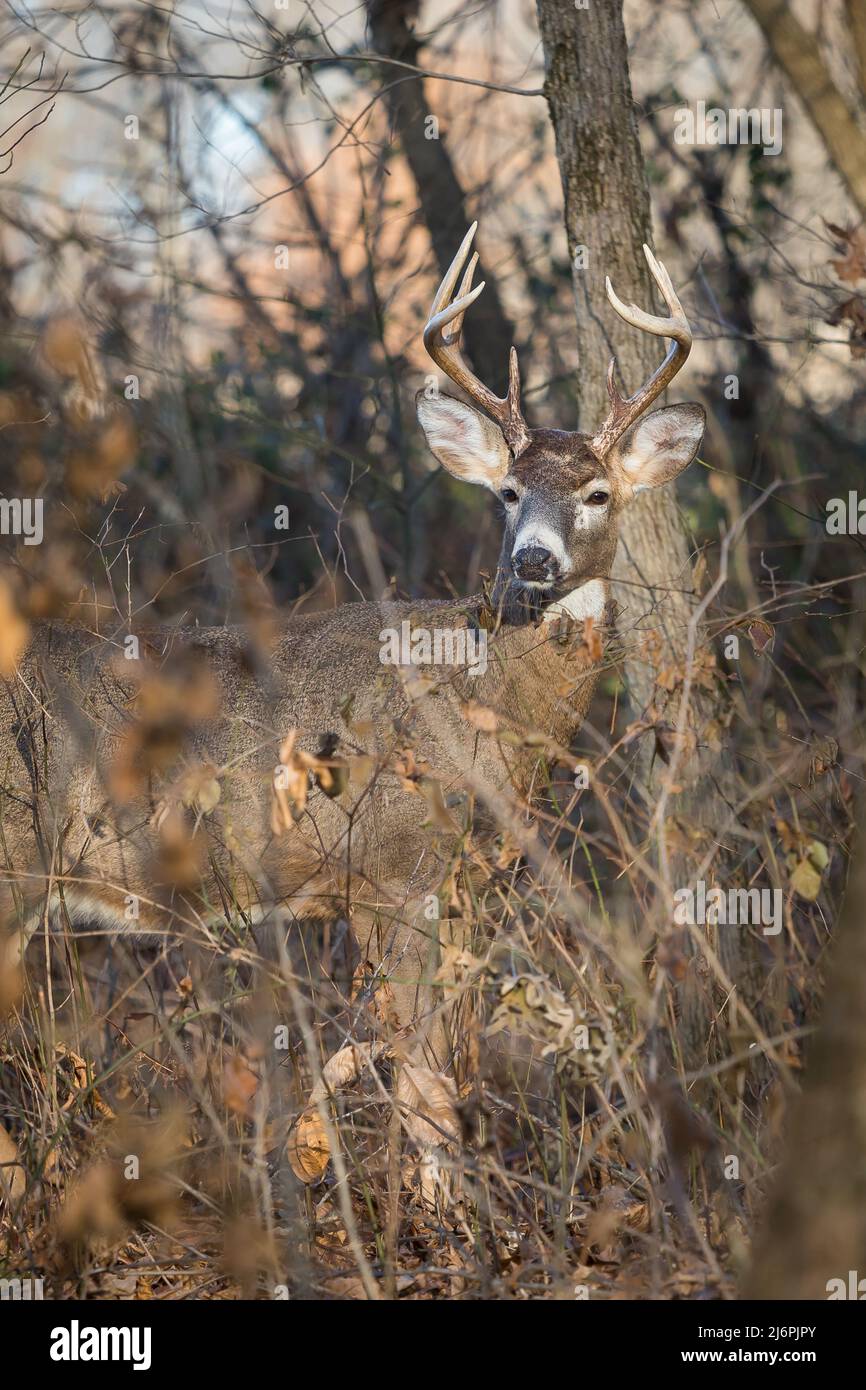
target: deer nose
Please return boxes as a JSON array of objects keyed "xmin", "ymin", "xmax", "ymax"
[{"xmin": 511, "ymin": 545, "xmax": 558, "ymax": 583}]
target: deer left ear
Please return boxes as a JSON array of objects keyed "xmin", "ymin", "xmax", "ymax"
[{"xmin": 611, "ymin": 403, "xmax": 705, "ymax": 493}]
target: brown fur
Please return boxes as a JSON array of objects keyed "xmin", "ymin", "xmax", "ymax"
[{"xmin": 0, "ymin": 595, "xmax": 605, "ymax": 1069}]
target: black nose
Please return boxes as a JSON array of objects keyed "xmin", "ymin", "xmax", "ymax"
[{"xmin": 512, "ymin": 545, "xmax": 558, "ymax": 583}]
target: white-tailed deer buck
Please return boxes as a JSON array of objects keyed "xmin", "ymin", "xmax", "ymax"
[{"xmin": 1, "ymin": 225, "xmax": 703, "ymax": 1175}]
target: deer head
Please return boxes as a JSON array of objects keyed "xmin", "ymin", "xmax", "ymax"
[{"xmin": 417, "ymin": 224, "xmax": 705, "ymax": 618}]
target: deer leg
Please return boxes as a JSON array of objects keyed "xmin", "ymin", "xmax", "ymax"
[
  {"xmin": 350, "ymin": 891, "xmax": 471, "ymax": 1208},
  {"xmin": 353, "ymin": 891, "xmax": 455, "ymax": 1071}
]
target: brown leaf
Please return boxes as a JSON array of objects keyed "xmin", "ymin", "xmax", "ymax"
[
  {"xmin": 826, "ymin": 220, "xmax": 866, "ymax": 284},
  {"xmin": 656, "ymin": 931, "xmax": 690, "ymax": 981},
  {"xmin": 581, "ymin": 614, "xmax": 603, "ymax": 663},
  {"xmin": 745, "ymin": 618, "xmax": 774, "ymax": 655},
  {"xmin": 55, "ymin": 1042, "xmax": 115, "ymax": 1120},
  {"xmin": 0, "ymin": 1122, "xmax": 26, "ymax": 1205},
  {"xmin": 810, "ymin": 736, "xmax": 839, "ymax": 783},
  {"xmin": 287, "ymin": 1109, "xmax": 330, "ymax": 1184},
  {"xmin": 0, "ymin": 576, "xmax": 29, "ymax": 678},
  {"xmin": 272, "ymin": 730, "xmax": 310, "ymax": 829},
  {"xmin": 272, "ymin": 730, "xmax": 348, "ymax": 830},
  {"xmin": 223, "ymin": 1054, "xmax": 258, "ymax": 1117},
  {"xmin": 827, "ymin": 295, "xmax": 866, "ymax": 358}
]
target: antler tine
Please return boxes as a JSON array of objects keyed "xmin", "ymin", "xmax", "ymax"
[
  {"xmin": 591, "ymin": 244, "xmax": 693, "ymax": 457},
  {"xmin": 422, "ymin": 224, "xmax": 531, "ymax": 457},
  {"xmin": 441, "ymin": 252, "xmax": 479, "ymax": 346},
  {"xmin": 430, "ymin": 222, "xmax": 477, "ymax": 316}
]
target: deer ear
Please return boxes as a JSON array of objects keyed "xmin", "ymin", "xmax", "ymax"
[
  {"xmin": 611, "ymin": 403, "xmax": 705, "ymax": 493},
  {"xmin": 416, "ymin": 391, "xmax": 510, "ymax": 491}
]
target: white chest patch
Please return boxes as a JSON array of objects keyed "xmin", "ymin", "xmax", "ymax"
[{"xmin": 543, "ymin": 578, "xmax": 607, "ymax": 624}]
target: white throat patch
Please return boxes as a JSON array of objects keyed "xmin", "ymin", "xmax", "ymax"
[{"xmin": 543, "ymin": 578, "xmax": 607, "ymax": 624}]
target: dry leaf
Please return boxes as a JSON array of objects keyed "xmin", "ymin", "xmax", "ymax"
[
  {"xmin": 745, "ymin": 618, "xmax": 774, "ymax": 655},
  {"xmin": 272, "ymin": 730, "xmax": 310, "ymax": 829},
  {"xmin": 418, "ymin": 776, "xmax": 458, "ymax": 832},
  {"xmin": 287, "ymin": 1109, "xmax": 330, "ymax": 1184},
  {"xmin": 809, "ymin": 736, "xmax": 838, "ymax": 783},
  {"xmin": 0, "ymin": 576, "xmax": 29, "ymax": 678},
  {"xmin": 288, "ymin": 1042, "xmax": 389, "ymax": 1184},
  {"xmin": 272, "ymin": 730, "xmax": 347, "ymax": 832},
  {"xmin": 223, "ymin": 1054, "xmax": 258, "ymax": 1117},
  {"xmin": 828, "ymin": 296, "xmax": 866, "ymax": 358},
  {"xmin": 790, "ymin": 841, "xmax": 829, "ymax": 901},
  {"xmin": 0, "ymin": 1122, "xmax": 26, "ymax": 1205},
  {"xmin": 581, "ymin": 614, "xmax": 603, "ymax": 663},
  {"xmin": 826, "ymin": 220, "xmax": 866, "ymax": 284},
  {"xmin": 656, "ymin": 931, "xmax": 690, "ymax": 981},
  {"xmin": 55, "ymin": 1043, "xmax": 115, "ymax": 1119}
]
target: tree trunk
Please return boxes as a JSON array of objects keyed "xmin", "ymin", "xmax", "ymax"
[
  {"xmin": 743, "ymin": 0, "xmax": 866, "ymax": 220},
  {"xmin": 535, "ymin": 0, "xmax": 754, "ymax": 1071},
  {"xmin": 746, "ymin": 819, "xmax": 866, "ymax": 1299},
  {"xmin": 535, "ymin": 0, "xmax": 708, "ymax": 719},
  {"xmin": 366, "ymin": 0, "xmax": 518, "ymax": 395}
]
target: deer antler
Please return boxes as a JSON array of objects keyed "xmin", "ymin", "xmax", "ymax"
[
  {"xmin": 591, "ymin": 244, "xmax": 693, "ymax": 457},
  {"xmin": 423, "ymin": 223, "xmax": 531, "ymax": 458}
]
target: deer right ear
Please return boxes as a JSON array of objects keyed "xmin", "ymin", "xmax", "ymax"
[{"xmin": 416, "ymin": 391, "xmax": 510, "ymax": 491}]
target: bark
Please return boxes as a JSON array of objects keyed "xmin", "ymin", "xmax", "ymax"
[
  {"xmin": 535, "ymin": 0, "xmax": 759, "ymax": 1071},
  {"xmin": 746, "ymin": 820, "xmax": 866, "ymax": 1299},
  {"xmin": 366, "ymin": 0, "xmax": 518, "ymax": 396},
  {"xmin": 846, "ymin": 0, "xmax": 866, "ymax": 99},
  {"xmin": 743, "ymin": 0, "xmax": 866, "ymax": 219},
  {"xmin": 535, "ymin": 0, "xmax": 709, "ymax": 718}
]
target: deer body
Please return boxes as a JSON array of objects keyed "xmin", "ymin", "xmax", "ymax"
[
  {"xmin": 2, "ymin": 225, "xmax": 705, "ymax": 1131},
  {"xmin": 2, "ymin": 583, "xmax": 605, "ymax": 1054}
]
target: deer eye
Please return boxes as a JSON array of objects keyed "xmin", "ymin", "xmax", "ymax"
[
  {"xmin": 586, "ymin": 490, "xmax": 609, "ymax": 506},
  {"xmin": 501, "ymin": 487, "xmax": 519, "ymax": 505}
]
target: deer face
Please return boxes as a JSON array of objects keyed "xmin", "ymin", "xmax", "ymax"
[
  {"xmin": 416, "ymin": 397, "xmax": 705, "ymax": 601},
  {"xmin": 418, "ymin": 224, "xmax": 705, "ymax": 613}
]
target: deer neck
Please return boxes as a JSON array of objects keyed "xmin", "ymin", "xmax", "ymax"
[{"xmin": 472, "ymin": 568, "xmax": 610, "ymax": 758}]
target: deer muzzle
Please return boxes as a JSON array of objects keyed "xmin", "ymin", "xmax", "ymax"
[{"xmin": 511, "ymin": 544, "xmax": 559, "ymax": 586}]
